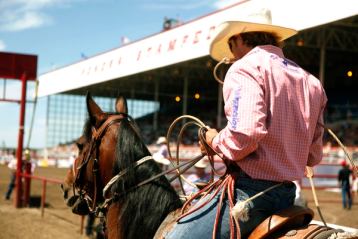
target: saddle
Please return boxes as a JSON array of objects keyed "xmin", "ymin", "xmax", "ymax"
[
  {"xmin": 155, "ymin": 205, "xmax": 342, "ymax": 239},
  {"xmin": 248, "ymin": 205, "xmax": 342, "ymax": 239}
]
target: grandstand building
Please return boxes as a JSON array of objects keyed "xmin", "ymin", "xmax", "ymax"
[{"xmin": 38, "ymin": 0, "xmax": 358, "ymax": 148}]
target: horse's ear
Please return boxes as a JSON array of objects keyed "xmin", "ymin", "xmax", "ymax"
[
  {"xmin": 86, "ymin": 92, "xmax": 105, "ymax": 128},
  {"xmin": 115, "ymin": 95, "xmax": 128, "ymax": 114}
]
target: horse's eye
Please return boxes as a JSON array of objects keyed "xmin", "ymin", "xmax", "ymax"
[{"xmin": 76, "ymin": 143, "xmax": 83, "ymax": 151}]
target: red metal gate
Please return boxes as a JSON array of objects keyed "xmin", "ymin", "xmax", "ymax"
[{"xmin": 0, "ymin": 51, "xmax": 37, "ymax": 207}]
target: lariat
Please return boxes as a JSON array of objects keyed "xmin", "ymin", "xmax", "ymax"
[{"xmin": 178, "ymin": 173, "xmax": 240, "ymax": 239}]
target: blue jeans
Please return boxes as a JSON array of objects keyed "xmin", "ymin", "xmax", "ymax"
[
  {"xmin": 5, "ymin": 172, "xmax": 16, "ymax": 200},
  {"xmin": 167, "ymin": 177, "xmax": 296, "ymax": 239},
  {"xmin": 341, "ymin": 184, "xmax": 352, "ymax": 209}
]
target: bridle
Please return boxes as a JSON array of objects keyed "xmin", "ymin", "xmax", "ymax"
[
  {"xmin": 70, "ymin": 113, "xmax": 209, "ymax": 219},
  {"xmin": 71, "ymin": 113, "xmax": 127, "ymax": 215}
]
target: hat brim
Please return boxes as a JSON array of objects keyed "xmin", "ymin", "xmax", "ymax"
[
  {"xmin": 156, "ymin": 138, "xmax": 167, "ymax": 144},
  {"xmin": 194, "ymin": 160, "xmax": 208, "ymax": 168},
  {"xmin": 153, "ymin": 155, "xmax": 171, "ymax": 165},
  {"xmin": 210, "ymin": 21, "xmax": 297, "ymax": 61}
]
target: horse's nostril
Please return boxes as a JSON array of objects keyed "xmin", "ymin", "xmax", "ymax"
[
  {"xmin": 71, "ymin": 198, "xmax": 90, "ymax": 215},
  {"xmin": 67, "ymin": 195, "xmax": 80, "ymax": 207}
]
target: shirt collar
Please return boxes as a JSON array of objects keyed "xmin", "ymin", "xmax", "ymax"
[{"xmin": 247, "ymin": 45, "xmax": 285, "ymax": 58}]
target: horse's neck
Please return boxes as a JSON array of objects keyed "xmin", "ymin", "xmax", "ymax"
[
  {"xmin": 154, "ymin": 208, "xmax": 182, "ymax": 239},
  {"xmin": 106, "ymin": 203, "xmax": 121, "ymax": 239}
]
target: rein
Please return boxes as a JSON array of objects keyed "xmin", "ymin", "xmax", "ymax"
[
  {"xmin": 102, "ymin": 155, "xmax": 155, "ymax": 197},
  {"xmin": 74, "ymin": 113, "xmax": 205, "ymax": 218},
  {"xmin": 103, "ymin": 154, "xmax": 205, "ymax": 199},
  {"xmin": 74, "ymin": 114, "xmax": 127, "ymax": 213}
]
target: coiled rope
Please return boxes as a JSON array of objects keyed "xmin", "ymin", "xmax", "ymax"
[{"xmin": 165, "ymin": 115, "xmax": 225, "ymax": 197}]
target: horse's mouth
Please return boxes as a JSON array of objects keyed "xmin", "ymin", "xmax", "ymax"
[
  {"xmin": 60, "ymin": 184, "xmax": 70, "ymax": 200},
  {"xmin": 66, "ymin": 195, "xmax": 91, "ymax": 215},
  {"xmin": 61, "ymin": 183, "xmax": 92, "ymax": 216}
]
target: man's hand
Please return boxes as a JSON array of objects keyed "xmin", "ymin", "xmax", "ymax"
[
  {"xmin": 205, "ymin": 128, "xmax": 219, "ymax": 145},
  {"xmin": 199, "ymin": 127, "xmax": 218, "ymax": 156}
]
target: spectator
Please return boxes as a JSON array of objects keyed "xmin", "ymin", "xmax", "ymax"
[
  {"xmin": 338, "ymin": 160, "xmax": 353, "ymax": 209},
  {"xmin": 68, "ymin": 152, "xmax": 76, "ymax": 167},
  {"xmin": 184, "ymin": 159, "xmax": 210, "ymax": 195},
  {"xmin": 4, "ymin": 151, "xmax": 16, "ymax": 200},
  {"xmin": 4, "ymin": 149, "xmax": 35, "ymax": 200},
  {"xmin": 153, "ymin": 136, "xmax": 171, "ymax": 170}
]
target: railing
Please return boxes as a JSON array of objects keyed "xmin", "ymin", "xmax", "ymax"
[
  {"xmin": 20, "ymin": 173, "xmax": 63, "ymax": 217},
  {"xmin": 19, "ymin": 173, "xmax": 87, "ymax": 234}
]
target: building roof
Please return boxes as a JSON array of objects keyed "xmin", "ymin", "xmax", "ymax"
[{"xmin": 38, "ymin": 0, "xmax": 358, "ymax": 97}]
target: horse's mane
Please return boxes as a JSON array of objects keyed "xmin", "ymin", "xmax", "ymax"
[
  {"xmin": 83, "ymin": 118, "xmax": 92, "ymax": 141},
  {"xmin": 111, "ymin": 118, "xmax": 182, "ymax": 239}
]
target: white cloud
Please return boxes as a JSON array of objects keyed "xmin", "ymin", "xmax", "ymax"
[
  {"xmin": 0, "ymin": 40, "xmax": 5, "ymax": 50},
  {"xmin": 2, "ymin": 11, "xmax": 52, "ymax": 31},
  {"xmin": 0, "ymin": 0, "xmax": 75, "ymax": 32}
]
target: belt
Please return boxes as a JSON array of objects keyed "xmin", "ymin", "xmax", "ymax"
[
  {"xmin": 236, "ymin": 168, "xmax": 252, "ymax": 178},
  {"xmin": 235, "ymin": 167, "xmax": 290, "ymax": 187}
]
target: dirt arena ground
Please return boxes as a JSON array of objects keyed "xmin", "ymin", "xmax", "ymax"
[{"xmin": 0, "ymin": 165, "xmax": 357, "ymax": 238}]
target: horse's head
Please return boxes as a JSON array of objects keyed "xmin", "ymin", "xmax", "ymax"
[
  {"xmin": 61, "ymin": 135, "xmax": 86, "ymax": 200},
  {"xmin": 66, "ymin": 93, "xmax": 128, "ymax": 215},
  {"xmin": 67, "ymin": 93, "xmax": 181, "ymax": 239}
]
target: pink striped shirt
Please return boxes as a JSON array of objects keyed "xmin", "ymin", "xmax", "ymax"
[{"xmin": 212, "ymin": 45, "xmax": 327, "ymax": 182}]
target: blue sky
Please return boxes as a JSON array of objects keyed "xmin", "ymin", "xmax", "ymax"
[{"xmin": 0, "ymin": 0, "xmax": 236, "ymax": 148}]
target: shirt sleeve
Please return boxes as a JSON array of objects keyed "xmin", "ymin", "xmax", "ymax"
[
  {"xmin": 212, "ymin": 64, "xmax": 268, "ymax": 161},
  {"xmin": 307, "ymin": 93, "xmax": 327, "ymax": 166}
]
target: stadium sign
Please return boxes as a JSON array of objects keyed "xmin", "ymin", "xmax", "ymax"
[{"xmin": 38, "ymin": 0, "xmax": 358, "ymax": 97}]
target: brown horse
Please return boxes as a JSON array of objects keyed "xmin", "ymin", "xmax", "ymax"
[
  {"xmin": 66, "ymin": 93, "xmax": 352, "ymax": 239},
  {"xmin": 68, "ymin": 93, "xmax": 182, "ymax": 239},
  {"xmin": 61, "ymin": 136, "xmax": 87, "ymax": 200}
]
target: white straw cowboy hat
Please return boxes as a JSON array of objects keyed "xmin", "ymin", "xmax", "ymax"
[
  {"xmin": 153, "ymin": 154, "xmax": 171, "ymax": 165},
  {"xmin": 210, "ymin": 9, "xmax": 297, "ymax": 61},
  {"xmin": 194, "ymin": 159, "xmax": 208, "ymax": 169},
  {"xmin": 156, "ymin": 136, "xmax": 167, "ymax": 145}
]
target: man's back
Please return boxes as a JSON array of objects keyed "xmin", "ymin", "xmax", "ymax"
[
  {"xmin": 222, "ymin": 45, "xmax": 327, "ymax": 181},
  {"xmin": 339, "ymin": 167, "xmax": 352, "ymax": 188}
]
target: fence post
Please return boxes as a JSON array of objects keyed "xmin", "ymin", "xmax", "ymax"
[
  {"xmin": 23, "ymin": 161, "xmax": 32, "ymax": 206},
  {"xmin": 41, "ymin": 180, "xmax": 47, "ymax": 217},
  {"xmin": 80, "ymin": 216, "xmax": 85, "ymax": 235}
]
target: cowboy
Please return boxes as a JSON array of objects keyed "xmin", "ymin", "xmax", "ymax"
[
  {"xmin": 153, "ymin": 136, "xmax": 171, "ymax": 169},
  {"xmin": 338, "ymin": 160, "xmax": 353, "ymax": 209},
  {"xmin": 167, "ymin": 9, "xmax": 327, "ymax": 238},
  {"xmin": 183, "ymin": 159, "xmax": 211, "ymax": 195}
]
